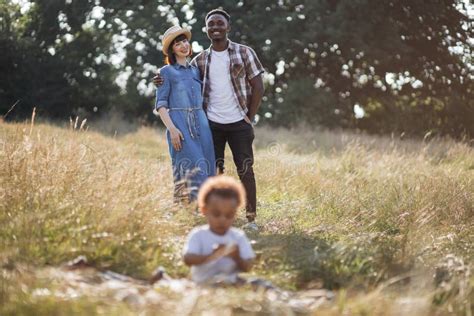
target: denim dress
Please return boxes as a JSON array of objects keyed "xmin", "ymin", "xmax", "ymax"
[{"xmin": 155, "ymin": 63, "xmax": 216, "ymax": 201}]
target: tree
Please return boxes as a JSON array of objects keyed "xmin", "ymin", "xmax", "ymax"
[
  {"xmin": 0, "ymin": 0, "xmax": 122, "ymax": 119},
  {"xmin": 1, "ymin": 0, "xmax": 472, "ymax": 138},
  {"xmin": 193, "ymin": 0, "xmax": 473, "ymax": 137}
]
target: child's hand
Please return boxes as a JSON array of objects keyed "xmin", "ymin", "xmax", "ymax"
[
  {"xmin": 227, "ymin": 244, "xmax": 240, "ymax": 261},
  {"xmin": 208, "ymin": 243, "xmax": 238, "ymax": 262},
  {"xmin": 207, "ymin": 244, "xmax": 227, "ymax": 261},
  {"xmin": 212, "ymin": 244, "xmax": 227, "ymax": 255},
  {"xmin": 225, "ymin": 245, "xmax": 252, "ymax": 272}
]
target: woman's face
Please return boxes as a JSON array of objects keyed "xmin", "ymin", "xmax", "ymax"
[{"xmin": 172, "ymin": 38, "xmax": 190, "ymax": 58}]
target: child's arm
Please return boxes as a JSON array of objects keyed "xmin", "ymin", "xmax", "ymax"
[
  {"xmin": 234, "ymin": 257, "xmax": 254, "ymax": 272},
  {"xmin": 183, "ymin": 254, "xmax": 210, "ymax": 266},
  {"xmin": 183, "ymin": 245, "xmax": 228, "ymax": 266},
  {"xmin": 228, "ymin": 245, "xmax": 254, "ymax": 272},
  {"xmin": 228, "ymin": 232, "xmax": 256, "ymax": 272}
]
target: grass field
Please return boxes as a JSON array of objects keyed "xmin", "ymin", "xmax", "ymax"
[{"xmin": 1, "ymin": 117, "xmax": 473, "ymax": 315}]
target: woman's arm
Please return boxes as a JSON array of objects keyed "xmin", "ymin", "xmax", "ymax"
[
  {"xmin": 157, "ymin": 108, "xmax": 184, "ymax": 151},
  {"xmin": 155, "ymin": 67, "xmax": 171, "ymax": 111},
  {"xmin": 154, "ymin": 67, "xmax": 184, "ymax": 151}
]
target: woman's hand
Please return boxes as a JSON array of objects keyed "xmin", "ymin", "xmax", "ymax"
[{"xmin": 169, "ymin": 127, "xmax": 184, "ymax": 151}]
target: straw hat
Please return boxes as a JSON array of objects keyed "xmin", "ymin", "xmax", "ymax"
[{"xmin": 161, "ymin": 25, "xmax": 191, "ymax": 56}]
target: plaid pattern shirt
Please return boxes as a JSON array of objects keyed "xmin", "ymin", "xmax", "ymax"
[{"xmin": 190, "ymin": 40, "xmax": 264, "ymax": 114}]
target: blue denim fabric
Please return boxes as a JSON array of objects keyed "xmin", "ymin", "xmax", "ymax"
[
  {"xmin": 155, "ymin": 63, "xmax": 216, "ymax": 200},
  {"xmin": 155, "ymin": 63, "xmax": 203, "ymax": 110}
]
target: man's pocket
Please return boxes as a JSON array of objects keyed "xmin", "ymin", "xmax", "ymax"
[{"xmin": 231, "ymin": 63, "xmax": 245, "ymax": 78}]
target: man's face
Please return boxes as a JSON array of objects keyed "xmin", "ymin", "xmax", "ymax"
[
  {"xmin": 203, "ymin": 195, "xmax": 237, "ymax": 235},
  {"xmin": 206, "ymin": 14, "xmax": 229, "ymax": 41}
]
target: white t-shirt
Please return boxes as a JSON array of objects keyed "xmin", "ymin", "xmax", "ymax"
[
  {"xmin": 206, "ymin": 49, "xmax": 245, "ymax": 124},
  {"xmin": 183, "ymin": 225, "xmax": 255, "ymax": 284}
]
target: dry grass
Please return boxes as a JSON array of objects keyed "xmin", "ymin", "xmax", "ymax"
[{"xmin": 0, "ymin": 119, "xmax": 473, "ymax": 315}]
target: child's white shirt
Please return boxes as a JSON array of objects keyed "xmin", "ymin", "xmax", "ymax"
[{"xmin": 183, "ymin": 225, "xmax": 255, "ymax": 284}]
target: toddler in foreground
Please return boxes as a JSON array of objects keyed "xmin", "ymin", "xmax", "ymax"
[{"xmin": 183, "ymin": 176, "xmax": 255, "ymax": 284}]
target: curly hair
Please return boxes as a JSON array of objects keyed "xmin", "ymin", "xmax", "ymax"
[
  {"xmin": 198, "ymin": 176, "xmax": 246, "ymax": 214},
  {"xmin": 205, "ymin": 8, "xmax": 231, "ymax": 23}
]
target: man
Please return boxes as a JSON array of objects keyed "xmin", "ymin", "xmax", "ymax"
[{"xmin": 153, "ymin": 9, "xmax": 265, "ymax": 230}]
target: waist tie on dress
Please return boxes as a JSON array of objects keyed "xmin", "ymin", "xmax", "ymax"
[{"xmin": 168, "ymin": 107, "xmax": 201, "ymax": 139}]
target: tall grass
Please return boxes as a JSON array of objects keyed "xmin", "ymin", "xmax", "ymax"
[{"xmin": 1, "ymin": 118, "xmax": 472, "ymax": 315}]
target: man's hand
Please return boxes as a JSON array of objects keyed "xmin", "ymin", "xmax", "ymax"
[
  {"xmin": 153, "ymin": 72, "xmax": 164, "ymax": 87},
  {"xmin": 243, "ymin": 115, "xmax": 252, "ymax": 125}
]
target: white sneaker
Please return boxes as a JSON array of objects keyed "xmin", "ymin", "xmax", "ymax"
[{"xmin": 242, "ymin": 222, "xmax": 259, "ymax": 232}]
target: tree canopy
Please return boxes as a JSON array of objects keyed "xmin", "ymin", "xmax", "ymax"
[{"xmin": 1, "ymin": 0, "xmax": 472, "ymax": 137}]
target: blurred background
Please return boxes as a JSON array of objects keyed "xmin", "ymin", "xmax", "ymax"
[{"xmin": 1, "ymin": 0, "xmax": 473, "ymax": 138}]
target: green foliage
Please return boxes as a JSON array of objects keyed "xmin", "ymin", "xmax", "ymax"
[
  {"xmin": 0, "ymin": 0, "xmax": 472, "ymax": 137},
  {"xmin": 309, "ymin": 234, "xmax": 404, "ymax": 289},
  {"xmin": 207, "ymin": 0, "xmax": 473, "ymax": 137}
]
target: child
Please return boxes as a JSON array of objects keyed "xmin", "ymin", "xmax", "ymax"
[{"xmin": 183, "ymin": 176, "xmax": 256, "ymax": 284}]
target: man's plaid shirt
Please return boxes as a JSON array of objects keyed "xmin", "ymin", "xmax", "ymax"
[{"xmin": 190, "ymin": 40, "xmax": 265, "ymax": 114}]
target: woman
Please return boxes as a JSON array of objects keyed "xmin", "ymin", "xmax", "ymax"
[{"xmin": 154, "ymin": 25, "xmax": 215, "ymax": 202}]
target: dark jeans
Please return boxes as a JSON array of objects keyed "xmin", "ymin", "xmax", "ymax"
[{"xmin": 209, "ymin": 119, "xmax": 256, "ymax": 221}]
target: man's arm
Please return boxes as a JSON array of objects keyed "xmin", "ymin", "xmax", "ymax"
[
  {"xmin": 246, "ymin": 74, "xmax": 265, "ymax": 122},
  {"xmin": 243, "ymin": 46, "xmax": 265, "ymax": 122},
  {"xmin": 190, "ymin": 53, "xmax": 205, "ymax": 81}
]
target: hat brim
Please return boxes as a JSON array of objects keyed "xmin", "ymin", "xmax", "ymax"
[{"xmin": 162, "ymin": 29, "xmax": 192, "ymax": 56}]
